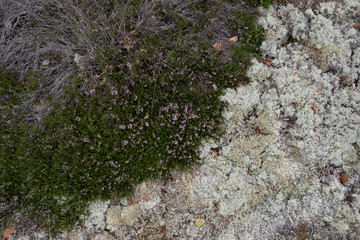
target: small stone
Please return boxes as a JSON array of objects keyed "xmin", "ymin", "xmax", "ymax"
[{"xmin": 106, "ymin": 204, "xmax": 141, "ymax": 232}]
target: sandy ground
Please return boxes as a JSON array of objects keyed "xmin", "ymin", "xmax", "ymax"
[{"xmin": 12, "ymin": 0, "xmax": 360, "ymax": 239}]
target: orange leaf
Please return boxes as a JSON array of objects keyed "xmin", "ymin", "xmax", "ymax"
[
  {"xmin": 316, "ymin": 87, "xmax": 321, "ymax": 93},
  {"xmin": 313, "ymin": 129, "xmax": 317, "ymax": 133},
  {"xmin": 212, "ymin": 150, "xmax": 218, "ymax": 157},
  {"xmin": 276, "ymin": 13, "xmax": 282, "ymax": 19},
  {"xmin": 313, "ymin": 102, "xmax": 317, "ymax": 114},
  {"xmin": 2, "ymin": 226, "xmax": 15, "ymax": 240},
  {"xmin": 354, "ymin": 21, "xmax": 360, "ymax": 30},
  {"xmin": 256, "ymin": 129, "xmax": 261, "ymax": 136},
  {"xmin": 262, "ymin": 59, "xmax": 272, "ymax": 67},
  {"xmin": 294, "ymin": 73, "xmax": 300, "ymax": 78},
  {"xmin": 229, "ymin": 36, "xmax": 238, "ymax": 43},
  {"xmin": 340, "ymin": 172, "xmax": 348, "ymax": 184},
  {"xmin": 340, "ymin": 76, "xmax": 349, "ymax": 81},
  {"xmin": 213, "ymin": 42, "xmax": 222, "ymax": 51}
]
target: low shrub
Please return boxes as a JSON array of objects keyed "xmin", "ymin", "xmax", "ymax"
[{"xmin": 0, "ymin": 0, "xmax": 269, "ymax": 236}]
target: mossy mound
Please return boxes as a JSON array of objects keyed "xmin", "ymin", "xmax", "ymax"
[{"xmin": 0, "ymin": 0, "xmax": 270, "ymax": 236}]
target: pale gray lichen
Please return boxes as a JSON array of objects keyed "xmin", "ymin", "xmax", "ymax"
[{"xmin": 81, "ymin": 200, "xmax": 110, "ymax": 231}]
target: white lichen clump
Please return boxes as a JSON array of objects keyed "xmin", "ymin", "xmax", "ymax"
[{"xmin": 191, "ymin": 1, "xmax": 360, "ymax": 239}]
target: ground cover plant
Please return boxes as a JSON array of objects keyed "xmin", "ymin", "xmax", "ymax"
[{"xmin": 0, "ymin": 0, "xmax": 271, "ymax": 236}]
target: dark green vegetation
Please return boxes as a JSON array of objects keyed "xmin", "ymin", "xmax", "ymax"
[
  {"xmin": 245, "ymin": 0, "xmax": 273, "ymax": 8},
  {"xmin": 0, "ymin": 0, "xmax": 270, "ymax": 236}
]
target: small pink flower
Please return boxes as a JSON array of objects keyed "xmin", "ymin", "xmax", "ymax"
[
  {"xmin": 151, "ymin": 15, "xmax": 157, "ymax": 20},
  {"xmin": 76, "ymin": 116, "xmax": 81, "ymax": 121},
  {"xmin": 111, "ymin": 89, "xmax": 118, "ymax": 95}
]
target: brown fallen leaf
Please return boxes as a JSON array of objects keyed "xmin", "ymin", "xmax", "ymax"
[
  {"xmin": 294, "ymin": 73, "xmax": 300, "ymax": 78},
  {"xmin": 262, "ymin": 59, "xmax": 272, "ymax": 67},
  {"xmin": 213, "ymin": 42, "xmax": 222, "ymax": 51},
  {"xmin": 256, "ymin": 129, "xmax": 261, "ymax": 136},
  {"xmin": 128, "ymin": 198, "xmax": 133, "ymax": 205},
  {"xmin": 276, "ymin": 13, "xmax": 282, "ymax": 19},
  {"xmin": 229, "ymin": 36, "xmax": 238, "ymax": 43},
  {"xmin": 2, "ymin": 226, "xmax": 15, "ymax": 240},
  {"xmin": 316, "ymin": 87, "xmax": 321, "ymax": 93},
  {"xmin": 340, "ymin": 76, "xmax": 349, "ymax": 81},
  {"xmin": 340, "ymin": 172, "xmax": 348, "ymax": 184},
  {"xmin": 212, "ymin": 150, "xmax": 218, "ymax": 157},
  {"xmin": 313, "ymin": 129, "xmax": 317, "ymax": 133},
  {"xmin": 354, "ymin": 21, "xmax": 360, "ymax": 30},
  {"xmin": 313, "ymin": 102, "xmax": 317, "ymax": 114}
]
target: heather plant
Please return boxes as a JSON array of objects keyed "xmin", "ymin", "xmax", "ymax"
[
  {"xmin": 245, "ymin": 0, "xmax": 273, "ymax": 8},
  {"xmin": 0, "ymin": 0, "xmax": 270, "ymax": 237}
]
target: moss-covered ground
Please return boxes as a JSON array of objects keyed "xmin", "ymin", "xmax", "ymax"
[{"xmin": 0, "ymin": 0, "xmax": 272, "ymax": 236}]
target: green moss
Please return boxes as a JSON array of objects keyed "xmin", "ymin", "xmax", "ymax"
[
  {"xmin": 245, "ymin": 0, "xmax": 273, "ymax": 8},
  {"xmin": 0, "ymin": 0, "xmax": 270, "ymax": 237}
]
